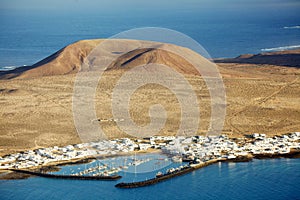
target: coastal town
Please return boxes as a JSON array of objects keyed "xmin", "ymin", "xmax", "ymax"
[{"xmin": 0, "ymin": 132, "xmax": 299, "ymax": 171}]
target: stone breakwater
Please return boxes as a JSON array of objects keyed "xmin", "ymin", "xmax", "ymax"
[
  {"xmin": 115, "ymin": 159, "xmax": 220, "ymax": 188},
  {"xmin": 10, "ymin": 169, "xmax": 121, "ymax": 180}
]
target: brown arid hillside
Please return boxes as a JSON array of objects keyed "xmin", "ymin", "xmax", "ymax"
[
  {"xmin": 0, "ymin": 40, "xmax": 102, "ymax": 79},
  {"xmin": 0, "ymin": 39, "xmax": 299, "ymax": 156},
  {"xmin": 0, "ymin": 39, "xmax": 202, "ymax": 79}
]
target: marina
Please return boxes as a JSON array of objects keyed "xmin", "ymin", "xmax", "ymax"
[{"xmin": 0, "ymin": 132, "xmax": 299, "ymax": 188}]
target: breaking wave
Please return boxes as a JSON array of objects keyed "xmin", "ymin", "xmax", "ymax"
[
  {"xmin": 261, "ymin": 45, "xmax": 300, "ymax": 52},
  {"xmin": 283, "ymin": 26, "xmax": 300, "ymax": 29},
  {"xmin": 0, "ymin": 65, "xmax": 27, "ymax": 71},
  {"xmin": 0, "ymin": 66, "xmax": 17, "ymax": 71}
]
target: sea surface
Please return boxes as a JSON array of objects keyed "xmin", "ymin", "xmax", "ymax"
[
  {"xmin": 0, "ymin": 156, "xmax": 299, "ymax": 200},
  {"xmin": 0, "ymin": 3, "xmax": 299, "ymax": 70}
]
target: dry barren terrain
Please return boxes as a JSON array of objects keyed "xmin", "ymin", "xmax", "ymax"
[{"xmin": 0, "ymin": 40, "xmax": 299, "ymax": 156}]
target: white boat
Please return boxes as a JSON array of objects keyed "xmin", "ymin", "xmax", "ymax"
[
  {"xmin": 171, "ymin": 156, "xmax": 182, "ymax": 163},
  {"xmin": 156, "ymin": 171, "xmax": 163, "ymax": 177}
]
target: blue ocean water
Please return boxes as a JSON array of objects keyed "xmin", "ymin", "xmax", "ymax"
[
  {"xmin": 0, "ymin": 158, "xmax": 299, "ymax": 200},
  {"xmin": 0, "ymin": 3, "xmax": 299, "ymax": 70}
]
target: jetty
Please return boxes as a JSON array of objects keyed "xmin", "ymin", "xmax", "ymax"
[
  {"xmin": 115, "ymin": 159, "xmax": 219, "ymax": 188},
  {"xmin": 115, "ymin": 166, "xmax": 193, "ymax": 188},
  {"xmin": 10, "ymin": 169, "xmax": 121, "ymax": 180}
]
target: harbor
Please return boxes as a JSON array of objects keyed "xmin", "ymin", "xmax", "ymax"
[
  {"xmin": 0, "ymin": 132, "xmax": 299, "ymax": 187},
  {"xmin": 2, "ymin": 157, "xmax": 298, "ymax": 199}
]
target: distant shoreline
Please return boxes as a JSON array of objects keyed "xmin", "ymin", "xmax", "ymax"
[{"xmin": 2, "ymin": 47, "xmax": 300, "ymax": 73}]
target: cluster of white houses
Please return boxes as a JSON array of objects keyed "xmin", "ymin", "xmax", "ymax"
[
  {"xmin": 0, "ymin": 139, "xmax": 137, "ymax": 169},
  {"xmin": 0, "ymin": 132, "xmax": 299, "ymax": 170},
  {"xmin": 160, "ymin": 132, "xmax": 300, "ymax": 162}
]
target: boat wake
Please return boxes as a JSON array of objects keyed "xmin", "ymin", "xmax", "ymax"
[{"xmin": 261, "ymin": 45, "xmax": 300, "ymax": 52}]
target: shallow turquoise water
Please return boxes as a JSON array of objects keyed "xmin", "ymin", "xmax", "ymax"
[{"xmin": 1, "ymin": 158, "xmax": 299, "ymax": 200}]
